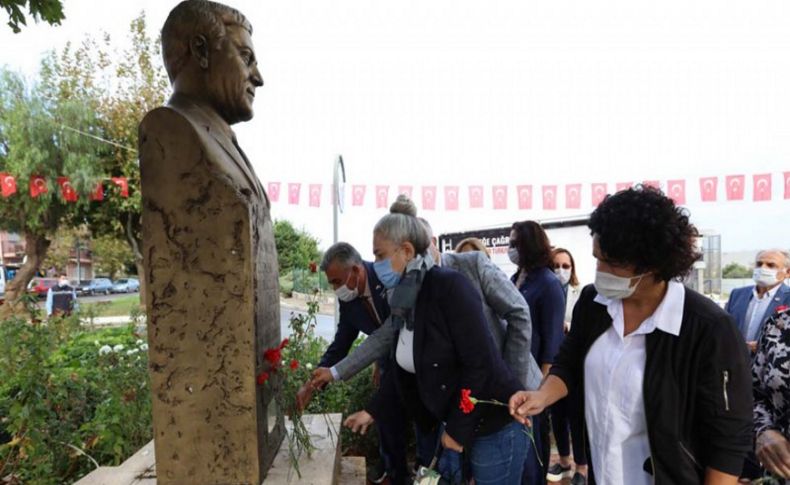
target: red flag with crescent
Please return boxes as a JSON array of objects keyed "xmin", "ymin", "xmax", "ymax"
[
  {"xmin": 615, "ymin": 182, "xmax": 632, "ymax": 192},
  {"xmin": 542, "ymin": 185, "xmax": 557, "ymax": 210},
  {"xmin": 699, "ymin": 177, "xmax": 717, "ymax": 202},
  {"xmin": 591, "ymin": 183, "xmax": 607, "ymax": 207},
  {"xmin": 90, "ymin": 181, "xmax": 104, "ymax": 201},
  {"xmin": 492, "ymin": 185, "xmax": 508, "ymax": 210},
  {"xmin": 469, "ymin": 185, "xmax": 484, "ymax": 208},
  {"xmin": 267, "ymin": 182, "xmax": 281, "ymax": 202},
  {"xmin": 0, "ymin": 173, "xmax": 16, "ymax": 197},
  {"xmin": 309, "ymin": 184, "xmax": 322, "ymax": 207},
  {"xmin": 57, "ymin": 177, "xmax": 78, "ymax": 202},
  {"xmin": 517, "ymin": 185, "xmax": 532, "ymax": 210},
  {"xmin": 667, "ymin": 180, "xmax": 685, "ymax": 205},
  {"xmin": 288, "ymin": 183, "xmax": 301, "ymax": 205},
  {"xmin": 565, "ymin": 184, "xmax": 581, "ymax": 209},
  {"xmin": 643, "ymin": 180, "xmax": 660, "ymax": 190},
  {"xmin": 376, "ymin": 185, "xmax": 389, "ymax": 208},
  {"xmin": 29, "ymin": 175, "xmax": 48, "ymax": 198},
  {"xmin": 351, "ymin": 185, "xmax": 366, "ymax": 206},
  {"xmin": 111, "ymin": 177, "xmax": 129, "ymax": 198},
  {"xmin": 725, "ymin": 175, "xmax": 744, "ymax": 200},
  {"xmin": 444, "ymin": 186, "xmax": 459, "ymax": 211},
  {"xmin": 753, "ymin": 174, "xmax": 771, "ymax": 201},
  {"xmin": 398, "ymin": 185, "xmax": 413, "ymax": 199},
  {"xmin": 421, "ymin": 186, "xmax": 436, "ymax": 210},
  {"xmin": 784, "ymin": 172, "xmax": 790, "ymax": 200}
]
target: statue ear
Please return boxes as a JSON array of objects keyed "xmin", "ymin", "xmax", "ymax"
[{"xmin": 190, "ymin": 34, "xmax": 210, "ymax": 69}]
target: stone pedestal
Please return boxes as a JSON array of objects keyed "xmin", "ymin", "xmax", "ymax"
[{"xmin": 139, "ymin": 102, "xmax": 283, "ymax": 484}]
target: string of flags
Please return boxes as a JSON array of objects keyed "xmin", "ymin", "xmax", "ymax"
[
  {"xmin": 0, "ymin": 174, "xmax": 129, "ymax": 201},
  {"xmin": 265, "ymin": 172, "xmax": 790, "ymax": 211}
]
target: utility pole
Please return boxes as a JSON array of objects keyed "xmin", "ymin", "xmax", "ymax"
[{"xmin": 332, "ymin": 155, "xmax": 346, "ymax": 327}]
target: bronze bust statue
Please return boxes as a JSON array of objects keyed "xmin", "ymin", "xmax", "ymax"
[{"xmin": 138, "ymin": 1, "xmax": 283, "ymax": 483}]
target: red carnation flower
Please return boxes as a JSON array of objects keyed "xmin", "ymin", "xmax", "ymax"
[
  {"xmin": 776, "ymin": 305, "xmax": 789, "ymax": 314},
  {"xmin": 263, "ymin": 347, "xmax": 282, "ymax": 368},
  {"xmin": 290, "ymin": 359, "xmax": 299, "ymax": 370},
  {"xmin": 279, "ymin": 338, "xmax": 289, "ymax": 349},
  {"xmin": 459, "ymin": 388, "xmax": 476, "ymax": 414},
  {"xmin": 256, "ymin": 372, "xmax": 269, "ymax": 385},
  {"xmin": 309, "ymin": 262, "xmax": 317, "ymax": 273}
]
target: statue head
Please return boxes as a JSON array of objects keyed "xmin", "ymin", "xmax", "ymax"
[{"xmin": 162, "ymin": 0, "xmax": 263, "ymax": 125}]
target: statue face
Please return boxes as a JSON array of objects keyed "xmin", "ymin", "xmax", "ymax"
[{"xmin": 206, "ymin": 25, "xmax": 263, "ymax": 125}]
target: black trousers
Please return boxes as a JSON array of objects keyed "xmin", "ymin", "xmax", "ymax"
[{"xmin": 549, "ymin": 395, "xmax": 587, "ymax": 466}]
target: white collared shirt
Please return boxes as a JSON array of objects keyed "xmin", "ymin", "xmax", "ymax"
[
  {"xmin": 584, "ymin": 281, "xmax": 685, "ymax": 485},
  {"xmin": 745, "ymin": 284, "xmax": 781, "ymax": 342}
]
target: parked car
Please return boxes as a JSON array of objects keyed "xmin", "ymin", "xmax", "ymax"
[
  {"xmin": 84, "ymin": 278, "xmax": 114, "ymax": 296},
  {"xmin": 111, "ymin": 278, "xmax": 140, "ymax": 294},
  {"xmin": 27, "ymin": 277, "xmax": 59, "ymax": 299},
  {"xmin": 70, "ymin": 279, "xmax": 92, "ymax": 296}
]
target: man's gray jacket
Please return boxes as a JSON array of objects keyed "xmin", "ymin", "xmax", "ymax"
[{"xmin": 332, "ymin": 251, "xmax": 543, "ymax": 390}]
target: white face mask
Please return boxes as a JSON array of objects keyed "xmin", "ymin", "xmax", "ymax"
[
  {"xmin": 508, "ymin": 247, "xmax": 520, "ymax": 266},
  {"xmin": 753, "ymin": 267, "xmax": 779, "ymax": 288},
  {"xmin": 334, "ymin": 272, "xmax": 359, "ymax": 302},
  {"xmin": 554, "ymin": 268, "xmax": 572, "ymax": 286},
  {"xmin": 594, "ymin": 270, "xmax": 645, "ymax": 300}
]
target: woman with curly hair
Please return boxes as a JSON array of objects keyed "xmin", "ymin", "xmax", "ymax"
[{"xmin": 509, "ymin": 186, "xmax": 754, "ymax": 485}]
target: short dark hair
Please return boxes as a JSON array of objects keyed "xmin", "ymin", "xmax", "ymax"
[
  {"xmin": 589, "ymin": 185, "xmax": 700, "ymax": 282},
  {"xmin": 511, "ymin": 220, "xmax": 553, "ymax": 271},
  {"xmin": 320, "ymin": 242, "xmax": 362, "ymax": 272}
]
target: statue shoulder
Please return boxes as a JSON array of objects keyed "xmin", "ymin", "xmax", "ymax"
[{"xmin": 140, "ymin": 105, "xmax": 199, "ymax": 133}]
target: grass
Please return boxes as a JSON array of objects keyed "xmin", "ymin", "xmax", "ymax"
[{"xmin": 81, "ymin": 294, "xmax": 142, "ymax": 317}]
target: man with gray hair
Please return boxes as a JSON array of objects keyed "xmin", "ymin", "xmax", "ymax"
[
  {"xmin": 295, "ymin": 242, "xmax": 399, "ymax": 484},
  {"xmin": 726, "ymin": 249, "xmax": 790, "ymax": 353}
]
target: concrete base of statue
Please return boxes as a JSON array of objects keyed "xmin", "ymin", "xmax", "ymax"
[{"xmin": 74, "ymin": 413, "xmax": 364, "ymax": 485}]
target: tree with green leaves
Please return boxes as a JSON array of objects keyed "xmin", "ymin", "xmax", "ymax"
[
  {"xmin": 0, "ymin": 68, "xmax": 103, "ymax": 317},
  {"xmin": 1, "ymin": 0, "xmax": 64, "ymax": 33},
  {"xmin": 91, "ymin": 234, "xmax": 135, "ymax": 280},
  {"xmin": 723, "ymin": 262, "xmax": 752, "ymax": 279},
  {"xmin": 274, "ymin": 220, "xmax": 322, "ymax": 274}
]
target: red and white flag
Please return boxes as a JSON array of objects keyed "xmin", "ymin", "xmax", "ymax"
[
  {"xmin": 469, "ymin": 185, "xmax": 484, "ymax": 208},
  {"xmin": 398, "ymin": 185, "xmax": 413, "ymax": 198},
  {"xmin": 267, "ymin": 182, "xmax": 281, "ymax": 202},
  {"xmin": 0, "ymin": 173, "xmax": 16, "ymax": 197},
  {"xmin": 753, "ymin": 174, "xmax": 772, "ymax": 202},
  {"xmin": 309, "ymin": 184, "xmax": 322, "ymax": 207},
  {"xmin": 29, "ymin": 175, "xmax": 47, "ymax": 198},
  {"xmin": 444, "ymin": 186, "xmax": 459, "ymax": 211},
  {"xmin": 667, "ymin": 180, "xmax": 685, "ymax": 205},
  {"xmin": 492, "ymin": 185, "xmax": 508, "ymax": 210},
  {"xmin": 352, "ymin": 185, "xmax": 366, "ymax": 206},
  {"xmin": 643, "ymin": 180, "xmax": 660, "ymax": 190},
  {"xmin": 90, "ymin": 181, "xmax": 104, "ymax": 201},
  {"xmin": 542, "ymin": 185, "xmax": 557, "ymax": 210},
  {"xmin": 784, "ymin": 172, "xmax": 790, "ymax": 200},
  {"xmin": 517, "ymin": 185, "xmax": 532, "ymax": 210},
  {"xmin": 376, "ymin": 185, "xmax": 389, "ymax": 208},
  {"xmin": 615, "ymin": 182, "xmax": 632, "ymax": 192},
  {"xmin": 591, "ymin": 183, "xmax": 607, "ymax": 207},
  {"xmin": 699, "ymin": 177, "xmax": 717, "ymax": 202},
  {"xmin": 57, "ymin": 177, "xmax": 78, "ymax": 202},
  {"xmin": 565, "ymin": 184, "xmax": 581, "ymax": 209},
  {"xmin": 111, "ymin": 177, "xmax": 129, "ymax": 198},
  {"xmin": 422, "ymin": 186, "xmax": 436, "ymax": 210},
  {"xmin": 725, "ymin": 175, "xmax": 745, "ymax": 200},
  {"xmin": 288, "ymin": 183, "xmax": 301, "ymax": 205}
]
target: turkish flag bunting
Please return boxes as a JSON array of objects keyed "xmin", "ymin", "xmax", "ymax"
[
  {"xmin": 725, "ymin": 175, "xmax": 745, "ymax": 200},
  {"xmin": 565, "ymin": 184, "xmax": 581, "ymax": 209},
  {"xmin": 352, "ymin": 185, "xmax": 366, "ymax": 206},
  {"xmin": 57, "ymin": 177, "xmax": 78, "ymax": 202},
  {"xmin": 111, "ymin": 177, "xmax": 129, "ymax": 198},
  {"xmin": 542, "ymin": 185, "xmax": 557, "ymax": 210},
  {"xmin": 376, "ymin": 185, "xmax": 389, "ymax": 208},
  {"xmin": 444, "ymin": 186, "xmax": 459, "ymax": 211},
  {"xmin": 309, "ymin": 184, "xmax": 322, "ymax": 207},
  {"xmin": 398, "ymin": 185, "xmax": 413, "ymax": 198},
  {"xmin": 753, "ymin": 174, "xmax": 771, "ymax": 202},
  {"xmin": 492, "ymin": 185, "xmax": 508, "ymax": 210},
  {"xmin": 469, "ymin": 185, "xmax": 484, "ymax": 208},
  {"xmin": 615, "ymin": 182, "xmax": 632, "ymax": 192},
  {"xmin": 0, "ymin": 173, "xmax": 16, "ymax": 197},
  {"xmin": 784, "ymin": 172, "xmax": 790, "ymax": 200},
  {"xmin": 29, "ymin": 175, "xmax": 47, "ymax": 198},
  {"xmin": 90, "ymin": 181, "xmax": 104, "ymax": 201},
  {"xmin": 288, "ymin": 183, "xmax": 301, "ymax": 204},
  {"xmin": 643, "ymin": 180, "xmax": 660, "ymax": 190},
  {"xmin": 667, "ymin": 180, "xmax": 685, "ymax": 205},
  {"xmin": 591, "ymin": 183, "xmax": 607, "ymax": 207},
  {"xmin": 267, "ymin": 182, "xmax": 281, "ymax": 202},
  {"xmin": 699, "ymin": 177, "xmax": 717, "ymax": 202},
  {"xmin": 517, "ymin": 185, "xmax": 532, "ymax": 210},
  {"xmin": 422, "ymin": 186, "xmax": 436, "ymax": 210}
]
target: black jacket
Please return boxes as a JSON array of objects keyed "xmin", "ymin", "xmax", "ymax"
[
  {"xmin": 550, "ymin": 285, "xmax": 753, "ymax": 484},
  {"xmin": 368, "ymin": 266, "xmax": 522, "ymax": 449}
]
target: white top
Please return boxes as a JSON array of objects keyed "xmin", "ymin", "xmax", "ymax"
[
  {"xmin": 396, "ymin": 327, "xmax": 416, "ymax": 373},
  {"xmin": 745, "ymin": 284, "xmax": 781, "ymax": 341},
  {"xmin": 584, "ymin": 281, "xmax": 685, "ymax": 485}
]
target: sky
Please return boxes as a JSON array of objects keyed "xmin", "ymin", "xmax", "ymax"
[{"xmin": 2, "ymin": 0, "xmax": 789, "ymax": 269}]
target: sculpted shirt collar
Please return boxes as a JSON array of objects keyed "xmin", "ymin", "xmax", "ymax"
[{"xmin": 169, "ymin": 92, "xmax": 236, "ymax": 141}]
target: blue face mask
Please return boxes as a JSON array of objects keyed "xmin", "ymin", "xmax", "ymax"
[{"xmin": 373, "ymin": 253, "xmax": 402, "ymax": 289}]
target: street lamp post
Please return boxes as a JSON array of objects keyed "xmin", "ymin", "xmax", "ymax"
[{"xmin": 332, "ymin": 155, "xmax": 346, "ymax": 326}]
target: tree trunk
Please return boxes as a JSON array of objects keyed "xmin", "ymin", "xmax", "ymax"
[
  {"xmin": 125, "ymin": 214, "xmax": 147, "ymax": 308},
  {"xmin": 0, "ymin": 232, "xmax": 51, "ymax": 319}
]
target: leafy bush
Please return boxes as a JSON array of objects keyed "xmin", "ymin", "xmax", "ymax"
[{"xmin": 0, "ymin": 311, "xmax": 151, "ymax": 485}]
